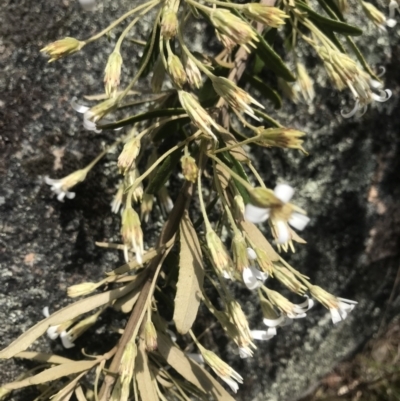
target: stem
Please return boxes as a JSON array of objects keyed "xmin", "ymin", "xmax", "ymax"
[
  {"xmin": 126, "ymin": 131, "xmax": 200, "ymax": 193},
  {"xmin": 119, "ymin": 9, "xmax": 162, "ymax": 101},
  {"xmin": 213, "ymin": 135, "xmax": 260, "ymax": 154},
  {"xmin": 247, "ymin": 161, "xmax": 266, "ymax": 188},
  {"xmin": 115, "ymin": 2, "xmax": 157, "ymax": 52},
  {"xmin": 208, "ymin": 154, "xmax": 254, "ymax": 192},
  {"xmin": 85, "ymin": 0, "xmax": 159, "ymax": 44},
  {"xmin": 197, "ymin": 143, "xmax": 212, "ymax": 230}
]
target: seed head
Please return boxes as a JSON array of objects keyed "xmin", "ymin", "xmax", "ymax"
[
  {"xmin": 104, "ymin": 50, "xmax": 123, "ymax": 98},
  {"xmin": 167, "ymin": 54, "xmax": 187, "ymax": 89},
  {"xmin": 40, "ymin": 37, "xmax": 85, "ymax": 62},
  {"xmin": 243, "ymin": 4, "xmax": 288, "ymax": 28},
  {"xmin": 144, "ymin": 320, "xmax": 158, "ymax": 351},
  {"xmin": 232, "ymin": 232, "xmax": 249, "ymax": 274},
  {"xmin": 210, "ymin": 9, "xmax": 259, "ymax": 51},
  {"xmin": 206, "ymin": 229, "xmax": 232, "ymax": 276},
  {"xmin": 180, "ymin": 154, "xmax": 198, "ymax": 183},
  {"xmin": 118, "ymin": 135, "xmax": 141, "ymax": 175},
  {"xmin": 184, "ymin": 56, "xmax": 203, "ymax": 89},
  {"xmin": 121, "ymin": 206, "xmax": 144, "ymax": 264},
  {"xmin": 257, "ymin": 127, "xmax": 306, "ymax": 153}
]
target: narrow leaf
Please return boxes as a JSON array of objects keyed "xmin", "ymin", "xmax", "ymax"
[
  {"xmin": 15, "ymin": 352, "xmax": 73, "ymax": 365},
  {"xmin": 243, "ymin": 73, "xmax": 282, "ymax": 109},
  {"xmin": 157, "ymin": 332, "xmax": 235, "ymax": 401},
  {"xmin": 136, "ymin": 342, "xmax": 159, "ymax": 401},
  {"xmin": 4, "ymin": 360, "xmax": 98, "ymax": 390},
  {"xmin": 0, "ymin": 281, "xmax": 138, "ymax": 359},
  {"xmin": 146, "ymin": 148, "xmax": 182, "ymax": 195},
  {"xmin": 113, "ymin": 289, "xmax": 140, "ymax": 313},
  {"xmin": 255, "ymin": 34, "xmax": 295, "ymax": 82},
  {"xmin": 138, "ymin": 24, "xmax": 160, "ymax": 78},
  {"xmin": 296, "ymin": 1, "xmax": 362, "ymax": 36},
  {"xmin": 52, "ymin": 372, "xmax": 87, "ymax": 401},
  {"xmin": 240, "ymin": 221, "xmax": 279, "ymax": 262},
  {"xmin": 97, "ymin": 108, "xmax": 186, "ymax": 130},
  {"xmin": 173, "ymin": 211, "xmax": 204, "ymax": 334}
]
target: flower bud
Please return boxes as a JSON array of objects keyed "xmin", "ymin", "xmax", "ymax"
[
  {"xmin": 120, "ymin": 341, "xmax": 137, "ymax": 382},
  {"xmin": 266, "ymin": 289, "xmax": 307, "ymax": 319},
  {"xmin": 86, "ymin": 97, "xmax": 118, "ymax": 123},
  {"xmin": 232, "ymin": 233, "xmax": 249, "ymax": 273},
  {"xmin": 254, "ymin": 247, "xmax": 274, "ymax": 275},
  {"xmin": 118, "ymin": 136, "xmax": 141, "ymax": 175},
  {"xmin": 141, "ymin": 193, "xmax": 154, "ymax": 223},
  {"xmin": 144, "ymin": 320, "xmax": 158, "ymax": 351},
  {"xmin": 361, "ymin": 1, "xmax": 386, "ymax": 30},
  {"xmin": 200, "ymin": 346, "xmax": 243, "ymax": 393},
  {"xmin": 233, "ymin": 194, "xmax": 245, "ymax": 221},
  {"xmin": 295, "ymin": 63, "xmax": 315, "ymax": 104},
  {"xmin": 249, "ymin": 187, "xmax": 282, "ymax": 208},
  {"xmin": 243, "ymin": 4, "xmax": 288, "ymax": 27},
  {"xmin": 184, "ymin": 56, "xmax": 203, "ymax": 89},
  {"xmin": 210, "ymin": 9, "xmax": 258, "ymax": 51},
  {"xmin": 125, "ymin": 169, "xmax": 143, "ymax": 204},
  {"xmin": 45, "ymin": 168, "xmax": 88, "ymax": 202},
  {"xmin": 121, "ymin": 206, "xmax": 144, "ymax": 264},
  {"xmin": 273, "ymin": 266, "xmax": 307, "ymax": 295},
  {"xmin": 167, "ymin": 54, "xmax": 187, "ymax": 89},
  {"xmin": 180, "ymin": 154, "xmax": 198, "ymax": 183},
  {"xmin": 206, "ymin": 229, "xmax": 233, "ymax": 276},
  {"xmin": 256, "ymin": 128, "xmax": 306, "ymax": 153},
  {"xmin": 40, "ymin": 37, "xmax": 85, "ymax": 62},
  {"xmin": 161, "ymin": 9, "xmax": 178, "ymax": 39},
  {"xmin": 104, "ymin": 50, "xmax": 123, "ymax": 98}
]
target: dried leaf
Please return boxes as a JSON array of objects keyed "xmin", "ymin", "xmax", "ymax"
[
  {"xmin": 215, "ymin": 163, "xmax": 231, "ymax": 189},
  {"xmin": 0, "ymin": 281, "xmax": 138, "ymax": 359},
  {"xmin": 157, "ymin": 332, "xmax": 235, "ymax": 401},
  {"xmin": 173, "ymin": 211, "xmax": 204, "ymax": 334},
  {"xmin": 136, "ymin": 342, "xmax": 159, "ymax": 401},
  {"xmin": 15, "ymin": 352, "xmax": 73, "ymax": 365},
  {"xmin": 113, "ymin": 289, "xmax": 140, "ymax": 313},
  {"xmin": 52, "ymin": 371, "xmax": 87, "ymax": 401},
  {"xmin": 240, "ymin": 221, "xmax": 279, "ymax": 262},
  {"xmin": 218, "ymin": 131, "xmax": 248, "ymax": 162},
  {"xmin": 75, "ymin": 386, "xmax": 88, "ymax": 401},
  {"xmin": 4, "ymin": 360, "xmax": 98, "ymax": 390}
]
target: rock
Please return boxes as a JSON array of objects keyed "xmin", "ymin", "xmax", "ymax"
[{"xmin": 0, "ymin": 1, "xmax": 399, "ymax": 400}]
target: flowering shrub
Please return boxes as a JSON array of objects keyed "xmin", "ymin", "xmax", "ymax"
[{"xmin": 0, "ymin": 0, "xmax": 396, "ymax": 399}]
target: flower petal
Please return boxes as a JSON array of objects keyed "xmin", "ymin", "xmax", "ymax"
[
  {"xmin": 341, "ymin": 99, "xmax": 360, "ymax": 118},
  {"xmin": 274, "ymin": 183, "xmax": 294, "ymax": 204},
  {"xmin": 251, "ymin": 329, "xmax": 275, "ymax": 341},
  {"xmin": 288, "ymin": 212, "xmax": 310, "ymax": 231},
  {"xmin": 60, "ymin": 331, "xmax": 75, "ymax": 348},
  {"xmin": 70, "ymin": 97, "xmax": 90, "ymax": 113},
  {"xmin": 263, "ymin": 315, "xmax": 285, "ymax": 327},
  {"xmin": 244, "ymin": 204, "xmax": 270, "ymax": 223},
  {"xmin": 246, "ymin": 247, "xmax": 257, "ymax": 260},
  {"xmin": 46, "ymin": 326, "xmax": 60, "ymax": 340},
  {"xmin": 275, "ymin": 220, "xmax": 290, "ymax": 244},
  {"xmin": 242, "ymin": 267, "xmax": 260, "ymax": 290}
]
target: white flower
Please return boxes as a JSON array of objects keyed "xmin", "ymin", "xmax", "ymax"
[
  {"xmin": 263, "ymin": 314, "xmax": 288, "ymax": 328},
  {"xmin": 238, "ymin": 347, "xmax": 253, "ymax": 359},
  {"xmin": 251, "ymin": 328, "xmax": 277, "ymax": 341},
  {"xmin": 242, "ymin": 265, "xmax": 269, "ymax": 290},
  {"xmin": 43, "ymin": 307, "xmax": 62, "ymax": 340},
  {"xmin": 44, "ymin": 176, "xmax": 76, "ymax": 202},
  {"xmin": 70, "ymin": 97, "xmax": 102, "ymax": 133},
  {"xmin": 329, "ymin": 297, "xmax": 357, "ymax": 324},
  {"xmin": 341, "ymin": 78, "xmax": 392, "ymax": 119},
  {"xmin": 245, "ymin": 184, "xmax": 310, "ymax": 244},
  {"xmin": 387, "ymin": 0, "xmax": 399, "ymax": 27},
  {"xmin": 60, "ymin": 330, "xmax": 75, "ymax": 349}
]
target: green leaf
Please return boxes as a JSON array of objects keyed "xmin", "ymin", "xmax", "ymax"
[
  {"xmin": 244, "ymin": 73, "xmax": 282, "ymax": 109},
  {"xmin": 146, "ymin": 148, "xmax": 182, "ymax": 194},
  {"xmin": 97, "ymin": 108, "xmax": 186, "ymax": 130},
  {"xmin": 316, "ymin": 0, "xmax": 344, "ymax": 19},
  {"xmin": 173, "ymin": 211, "xmax": 204, "ymax": 334},
  {"xmin": 346, "ymin": 37, "xmax": 380, "ymax": 80},
  {"xmin": 253, "ymin": 109, "xmax": 282, "ymax": 128},
  {"xmin": 138, "ymin": 24, "xmax": 160, "ymax": 78},
  {"xmin": 255, "ymin": 33, "xmax": 296, "ymax": 82},
  {"xmin": 296, "ymin": 1, "xmax": 362, "ymax": 36}
]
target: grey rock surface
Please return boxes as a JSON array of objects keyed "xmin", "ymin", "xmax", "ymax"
[{"xmin": 1, "ymin": 1, "xmax": 400, "ymax": 401}]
